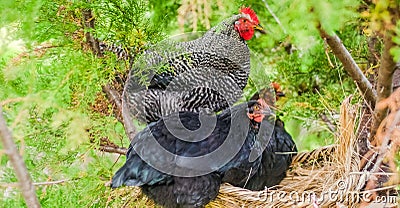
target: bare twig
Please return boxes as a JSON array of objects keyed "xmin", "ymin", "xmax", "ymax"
[
  {"xmin": 367, "ymin": 33, "xmax": 380, "ymax": 72},
  {"xmin": 361, "ymin": 185, "xmax": 398, "ymax": 193},
  {"xmin": 1, "ymin": 97, "xmax": 30, "ymax": 106},
  {"xmin": 357, "ymin": 106, "xmax": 373, "ymax": 156},
  {"xmin": 0, "ymin": 179, "xmax": 73, "ymax": 188},
  {"xmin": 317, "ymin": 25, "xmax": 377, "ymax": 106},
  {"xmin": 0, "ymin": 107, "xmax": 41, "ymax": 208},
  {"xmin": 362, "ymin": 110, "xmax": 400, "ymax": 197},
  {"xmin": 349, "ymin": 171, "xmax": 398, "ymax": 176},
  {"xmin": 261, "ymin": 0, "xmax": 287, "ymax": 34},
  {"xmin": 122, "ymin": 95, "xmax": 137, "ymax": 141},
  {"xmin": 324, "ymin": 47, "xmax": 335, "ymax": 68},
  {"xmin": 97, "ymin": 145, "xmax": 128, "ymax": 155},
  {"xmin": 102, "ymin": 84, "xmax": 123, "ymax": 123},
  {"xmin": 90, "ymin": 136, "xmax": 128, "ymax": 155},
  {"xmin": 371, "ymin": 32, "xmax": 397, "ymax": 139}
]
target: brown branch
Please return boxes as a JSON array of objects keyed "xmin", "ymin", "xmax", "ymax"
[
  {"xmin": 97, "ymin": 145, "xmax": 127, "ymax": 155},
  {"xmin": 0, "ymin": 107, "xmax": 41, "ymax": 208},
  {"xmin": 82, "ymin": 8, "xmax": 102, "ymax": 57},
  {"xmin": 0, "ymin": 179, "xmax": 72, "ymax": 188},
  {"xmin": 90, "ymin": 136, "xmax": 128, "ymax": 155},
  {"xmin": 102, "ymin": 84, "xmax": 123, "ymax": 123},
  {"xmin": 122, "ymin": 96, "xmax": 137, "ymax": 141},
  {"xmin": 367, "ymin": 33, "xmax": 380, "ymax": 71},
  {"xmin": 317, "ymin": 25, "xmax": 377, "ymax": 106},
  {"xmin": 81, "ymin": 9, "xmax": 122, "ymax": 123},
  {"xmin": 370, "ymin": 32, "xmax": 397, "ymax": 139}
]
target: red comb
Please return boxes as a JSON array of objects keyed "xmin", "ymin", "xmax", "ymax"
[
  {"xmin": 270, "ymin": 82, "xmax": 281, "ymax": 90},
  {"xmin": 239, "ymin": 7, "xmax": 259, "ymax": 25}
]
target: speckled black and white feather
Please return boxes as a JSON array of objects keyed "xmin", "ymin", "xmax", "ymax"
[
  {"xmin": 122, "ymin": 14, "xmax": 252, "ymax": 124},
  {"xmin": 99, "ymin": 42, "xmax": 132, "ymax": 60}
]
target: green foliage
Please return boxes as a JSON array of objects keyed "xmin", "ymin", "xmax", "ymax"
[
  {"xmin": 0, "ymin": 0, "xmax": 43, "ymax": 40},
  {"xmin": 1, "ymin": 0, "xmax": 397, "ymax": 206},
  {"xmin": 93, "ymin": 0, "xmax": 165, "ymax": 52},
  {"xmin": 147, "ymin": 0, "xmax": 181, "ymax": 30},
  {"xmin": 0, "ymin": 0, "xmax": 130, "ymax": 206},
  {"xmin": 239, "ymin": 0, "xmax": 359, "ymax": 51}
]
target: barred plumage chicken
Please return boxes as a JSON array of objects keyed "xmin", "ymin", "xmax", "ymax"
[
  {"xmin": 119, "ymin": 7, "xmax": 263, "ymax": 124},
  {"xmin": 111, "ymin": 100, "xmax": 269, "ymax": 208}
]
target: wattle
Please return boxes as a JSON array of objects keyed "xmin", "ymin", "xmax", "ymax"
[{"xmin": 240, "ymin": 29, "xmax": 254, "ymax": 41}]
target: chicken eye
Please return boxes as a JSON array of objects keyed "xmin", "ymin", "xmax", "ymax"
[{"xmin": 253, "ymin": 105, "xmax": 260, "ymax": 111}]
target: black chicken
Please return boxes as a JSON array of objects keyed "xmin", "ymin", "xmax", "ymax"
[
  {"xmin": 243, "ymin": 118, "xmax": 297, "ymax": 190},
  {"xmin": 222, "ymin": 87, "xmax": 297, "ymax": 191},
  {"xmin": 111, "ymin": 100, "xmax": 269, "ymax": 208}
]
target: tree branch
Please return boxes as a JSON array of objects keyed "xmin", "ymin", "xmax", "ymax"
[
  {"xmin": 102, "ymin": 84, "xmax": 123, "ymax": 123},
  {"xmin": 97, "ymin": 145, "xmax": 127, "ymax": 155},
  {"xmin": 370, "ymin": 32, "xmax": 397, "ymax": 139},
  {"xmin": 89, "ymin": 136, "xmax": 128, "ymax": 155},
  {"xmin": 82, "ymin": 8, "xmax": 102, "ymax": 57},
  {"xmin": 0, "ymin": 107, "xmax": 41, "ymax": 208},
  {"xmin": 317, "ymin": 25, "xmax": 377, "ymax": 106},
  {"xmin": 0, "ymin": 179, "xmax": 73, "ymax": 188},
  {"xmin": 122, "ymin": 96, "xmax": 137, "ymax": 141}
]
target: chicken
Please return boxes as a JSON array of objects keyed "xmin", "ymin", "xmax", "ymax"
[
  {"xmin": 111, "ymin": 100, "xmax": 269, "ymax": 207},
  {"xmin": 223, "ymin": 86, "xmax": 297, "ymax": 191},
  {"xmin": 243, "ymin": 118, "xmax": 297, "ymax": 190},
  {"xmin": 122, "ymin": 7, "xmax": 263, "ymax": 124},
  {"xmin": 250, "ymin": 82, "xmax": 285, "ymax": 107}
]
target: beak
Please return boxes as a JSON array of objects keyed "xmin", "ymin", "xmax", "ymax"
[
  {"xmin": 253, "ymin": 24, "xmax": 266, "ymax": 34},
  {"xmin": 276, "ymin": 91, "xmax": 285, "ymax": 97}
]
